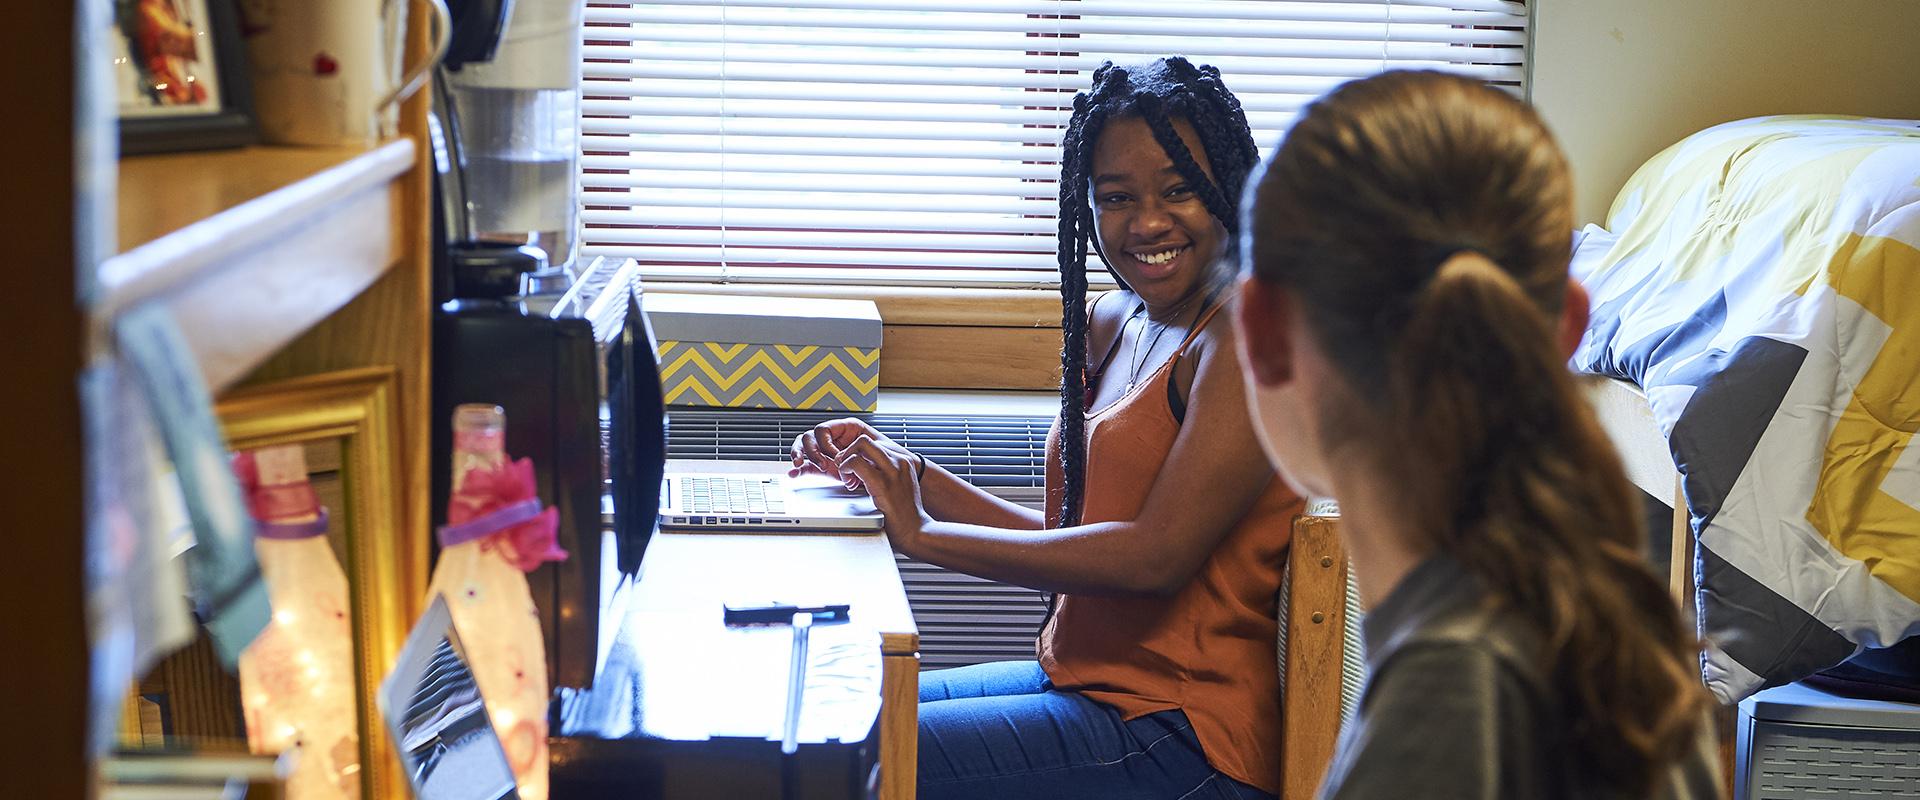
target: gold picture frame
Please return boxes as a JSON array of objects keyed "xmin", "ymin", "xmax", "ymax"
[{"xmin": 216, "ymin": 366, "xmax": 422, "ymax": 800}]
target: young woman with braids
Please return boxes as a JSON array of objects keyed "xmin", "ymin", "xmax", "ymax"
[
  {"xmin": 1234, "ymin": 70, "xmax": 1723, "ymax": 799},
  {"xmin": 790, "ymin": 57, "xmax": 1298, "ymax": 799}
]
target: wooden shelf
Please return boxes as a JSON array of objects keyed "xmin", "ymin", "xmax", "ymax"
[{"xmin": 97, "ymin": 141, "xmax": 417, "ymax": 392}]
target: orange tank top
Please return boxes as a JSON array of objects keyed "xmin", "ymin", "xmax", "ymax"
[{"xmin": 1040, "ymin": 300, "xmax": 1300, "ymax": 796}]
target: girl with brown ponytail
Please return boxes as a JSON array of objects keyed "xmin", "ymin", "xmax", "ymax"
[
  {"xmin": 1234, "ymin": 70, "xmax": 1722, "ymax": 799},
  {"xmin": 791, "ymin": 57, "xmax": 1299, "ymax": 799}
]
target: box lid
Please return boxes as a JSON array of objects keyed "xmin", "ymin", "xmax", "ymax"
[{"xmin": 643, "ymin": 293, "xmax": 882, "ymax": 348}]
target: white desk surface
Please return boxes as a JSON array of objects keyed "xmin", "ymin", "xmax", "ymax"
[{"xmin": 625, "ymin": 460, "xmax": 918, "ymax": 655}]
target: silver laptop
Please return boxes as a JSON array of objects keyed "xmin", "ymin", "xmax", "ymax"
[{"xmin": 659, "ymin": 467, "xmax": 885, "ymax": 531}]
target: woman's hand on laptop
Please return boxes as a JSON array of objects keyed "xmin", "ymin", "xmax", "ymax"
[
  {"xmin": 790, "ymin": 418, "xmax": 914, "ymax": 492},
  {"xmin": 833, "ymin": 434, "xmax": 931, "ymax": 544}
]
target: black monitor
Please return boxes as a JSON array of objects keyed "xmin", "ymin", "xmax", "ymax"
[
  {"xmin": 606, "ymin": 282, "xmax": 666, "ymax": 578},
  {"xmin": 430, "ymin": 255, "xmax": 666, "ymax": 690}
]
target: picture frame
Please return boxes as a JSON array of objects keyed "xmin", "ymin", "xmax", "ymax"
[
  {"xmin": 214, "ymin": 367, "xmax": 421, "ymax": 800},
  {"xmin": 111, "ymin": 0, "xmax": 255, "ymax": 154}
]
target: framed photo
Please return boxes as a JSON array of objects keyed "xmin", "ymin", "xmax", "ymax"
[
  {"xmin": 111, "ymin": 0, "xmax": 254, "ymax": 154},
  {"xmin": 214, "ymin": 367, "xmax": 419, "ymax": 799}
]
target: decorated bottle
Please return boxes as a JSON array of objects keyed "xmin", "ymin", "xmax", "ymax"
[
  {"xmin": 426, "ymin": 404, "xmax": 564, "ymax": 800},
  {"xmin": 235, "ymin": 444, "xmax": 360, "ymax": 800}
]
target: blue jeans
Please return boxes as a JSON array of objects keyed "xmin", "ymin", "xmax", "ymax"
[{"xmin": 916, "ymin": 661, "xmax": 1274, "ymax": 800}]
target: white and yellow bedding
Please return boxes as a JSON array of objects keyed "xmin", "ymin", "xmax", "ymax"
[{"xmin": 1570, "ymin": 116, "xmax": 1920, "ymax": 703}]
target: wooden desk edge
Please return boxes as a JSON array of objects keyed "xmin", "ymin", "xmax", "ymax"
[
  {"xmin": 881, "ymin": 653, "xmax": 920, "ymax": 800},
  {"xmin": 881, "ymin": 631, "xmax": 920, "ymax": 655}
]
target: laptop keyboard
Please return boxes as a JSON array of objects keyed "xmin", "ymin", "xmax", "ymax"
[{"xmin": 682, "ymin": 476, "xmax": 786, "ymax": 515}]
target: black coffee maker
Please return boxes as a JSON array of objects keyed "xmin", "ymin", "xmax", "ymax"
[{"xmin": 426, "ymin": 0, "xmax": 665, "ymax": 692}]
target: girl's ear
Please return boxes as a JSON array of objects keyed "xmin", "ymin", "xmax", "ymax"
[
  {"xmin": 1234, "ymin": 275, "xmax": 1293, "ymax": 386},
  {"xmin": 1559, "ymin": 277, "xmax": 1591, "ymax": 360}
]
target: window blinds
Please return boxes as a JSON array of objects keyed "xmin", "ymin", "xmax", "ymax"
[{"xmin": 582, "ymin": 0, "xmax": 1529, "ymax": 287}]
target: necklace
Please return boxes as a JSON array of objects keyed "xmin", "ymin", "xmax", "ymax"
[
  {"xmin": 1122, "ymin": 287, "xmax": 1215, "ymax": 393},
  {"xmin": 1124, "ymin": 305, "xmax": 1176, "ymax": 393}
]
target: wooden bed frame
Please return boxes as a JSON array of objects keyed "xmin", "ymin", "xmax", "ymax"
[
  {"xmin": 1582, "ymin": 376, "xmax": 1741, "ymax": 792},
  {"xmin": 1583, "ymin": 376, "xmax": 1692, "ymax": 601}
]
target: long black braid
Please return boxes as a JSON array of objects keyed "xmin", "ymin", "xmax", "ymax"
[{"xmin": 1054, "ymin": 57, "xmax": 1262, "ymax": 529}]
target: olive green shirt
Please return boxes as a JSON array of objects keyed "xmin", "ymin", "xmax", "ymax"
[{"xmin": 1319, "ymin": 555, "xmax": 1724, "ymax": 800}]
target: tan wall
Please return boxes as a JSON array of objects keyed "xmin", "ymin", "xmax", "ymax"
[{"xmin": 1530, "ymin": 0, "xmax": 1920, "ymax": 225}]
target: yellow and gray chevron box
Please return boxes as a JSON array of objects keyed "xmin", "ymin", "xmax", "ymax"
[{"xmin": 644, "ymin": 293, "xmax": 881, "ymax": 412}]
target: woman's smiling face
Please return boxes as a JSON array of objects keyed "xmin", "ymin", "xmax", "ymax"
[{"xmin": 1089, "ymin": 115, "xmax": 1226, "ymax": 309}]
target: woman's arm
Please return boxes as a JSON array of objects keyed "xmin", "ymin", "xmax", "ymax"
[
  {"xmin": 792, "ymin": 291, "xmax": 1127, "ymax": 532},
  {"xmin": 791, "ymin": 418, "xmax": 1043, "ymax": 529},
  {"xmin": 838, "ymin": 316, "xmax": 1277, "ymax": 595},
  {"xmin": 920, "ymin": 461, "xmax": 1045, "ymax": 529}
]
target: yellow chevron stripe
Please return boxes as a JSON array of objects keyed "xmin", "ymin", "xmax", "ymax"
[
  {"xmin": 798, "ymin": 381, "xmax": 870, "ymax": 411},
  {"xmin": 710, "ymin": 349, "xmax": 875, "ymax": 394},
  {"xmin": 677, "ymin": 375, "xmax": 876, "ymax": 406},
  {"xmin": 774, "ymin": 344, "xmax": 819, "ymax": 366},
  {"xmin": 1806, "ymin": 233, "xmax": 1920, "ymax": 603},
  {"xmin": 748, "ymin": 350, "xmax": 813, "ymax": 392},
  {"xmin": 728, "ymin": 376, "xmax": 793, "ymax": 409},
  {"xmin": 676, "ymin": 350, "xmax": 740, "ymax": 389},
  {"xmin": 658, "ymin": 344, "xmax": 881, "ymax": 408},
  {"xmin": 663, "ymin": 375, "xmax": 722, "ymax": 406},
  {"xmin": 704, "ymin": 341, "xmax": 751, "ymax": 363},
  {"xmin": 768, "ymin": 351, "xmax": 875, "ymax": 394},
  {"xmin": 658, "ymin": 345, "xmax": 713, "ymax": 383},
  {"xmin": 664, "ymin": 342, "xmax": 877, "ymax": 373},
  {"xmin": 671, "ymin": 349, "xmax": 763, "ymax": 391},
  {"xmin": 671, "ymin": 374, "xmax": 876, "ymax": 409}
]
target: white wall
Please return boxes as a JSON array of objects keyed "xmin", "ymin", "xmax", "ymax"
[{"xmin": 1530, "ymin": 0, "xmax": 1920, "ymax": 225}]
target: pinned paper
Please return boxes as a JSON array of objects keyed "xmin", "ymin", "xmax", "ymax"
[
  {"xmin": 116, "ymin": 306, "xmax": 270, "ymax": 667},
  {"xmin": 83, "ymin": 361, "xmax": 197, "ymax": 756}
]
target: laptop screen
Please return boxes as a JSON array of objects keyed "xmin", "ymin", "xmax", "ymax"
[{"xmin": 380, "ymin": 595, "xmax": 521, "ymax": 800}]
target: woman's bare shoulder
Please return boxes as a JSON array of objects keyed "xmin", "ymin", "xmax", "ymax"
[
  {"xmin": 1087, "ymin": 290, "xmax": 1136, "ymax": 353},
  {"xmin": 1178, "ymin": 297, "xmax": 1240, "ymax": 386}
]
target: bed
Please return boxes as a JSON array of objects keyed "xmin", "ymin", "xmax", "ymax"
[{"xmin": 1572, "ymin": 116, "xmax": 1920, "ymax": 704}]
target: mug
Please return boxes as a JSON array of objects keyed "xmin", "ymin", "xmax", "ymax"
[{"xmin": 240, "ymin": 0, "xmax": 450, "ymax": 146}]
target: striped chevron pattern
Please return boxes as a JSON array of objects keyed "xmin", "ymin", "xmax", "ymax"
[
  {"xmin": 657, "ymin": 341, "xmax": 880, "ymax": 411},
  {"xmin": 1572, "ymin": 116, "xmax": 1920, "ymax": 702}
]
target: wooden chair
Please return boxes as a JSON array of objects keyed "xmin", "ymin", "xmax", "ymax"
[
  {"xmin": 1281, "ymin": 497, "xmax": 1741, "ymax": 800},
  {"xmin": 1278, "ymin": 502, "xmax": 1365, "ymax": 799}
]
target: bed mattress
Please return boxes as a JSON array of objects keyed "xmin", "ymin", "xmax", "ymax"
[{"xmin": 1570, "ymin": 116, "xmax": 1920, "ymax": 703}]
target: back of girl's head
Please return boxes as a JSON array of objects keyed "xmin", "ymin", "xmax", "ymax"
[
  {"xmin": 1053, "ymin": 57, "xmax": 1259, "ymax": 526},
  {"xmin": 1248, "ymin": 71, "xmax": 1572, "ymax": 397},
  {"xmin": 1245, "ymin": 70, "xmax": 1706, "ymax": 795}
]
